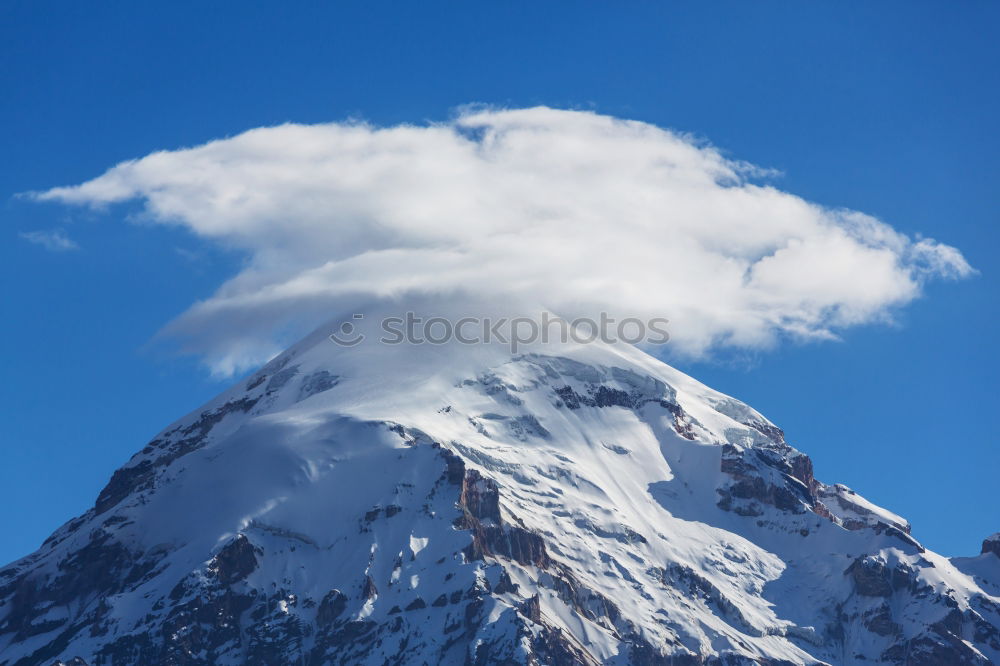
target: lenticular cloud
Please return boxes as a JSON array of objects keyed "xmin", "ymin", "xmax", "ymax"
[{"xmin": 35, "ymin": 107, "xmax": 973, "ymax": 375}]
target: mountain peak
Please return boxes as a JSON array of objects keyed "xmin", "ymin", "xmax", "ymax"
[{"xmin": 1, "ymin": 315, "xmax": 998, "ymax": 665}]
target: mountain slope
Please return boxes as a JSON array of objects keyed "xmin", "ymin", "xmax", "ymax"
[{"xmin": 1, "ymin": 318, "xmax": 998, "ymax": 665}]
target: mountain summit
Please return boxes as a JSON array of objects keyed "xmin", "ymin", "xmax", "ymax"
[{"xmin": 1, "ymin": 315, "xmax": 998, "ymax": 665}]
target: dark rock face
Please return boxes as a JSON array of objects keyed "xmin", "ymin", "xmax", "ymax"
[
  {"xmin": 717, "ymin": 444, "xmax": 813, "ymax": 516},
  {"xmin": 157, "ymin": 586, "xmax": 254, "ymax": 663},
  {"xmin": 648, "ymin": 563, "xmax": 755, "ymax": 634},
  {"xmin": 94, "ymin": 460, "xmax": 156, "ymax": 516},
  {"xmin": 211, "ymin": 534, "xmax": 259, "ymax": 585},
  {"xmin": 553, "ymin": 383, "xmax": 697, "ymax": 440},
  {"xmin": 362, "ymin": 575, "xmax": 378, "ymax": 600},
  {"xmin": 298, "ymin": 370, "xmax": 339, "ymax": 401},
  {"xmin": 882, "ymin": 631, "xmax": 992, "ymax": 666},
  {"xmin": 983, "ymin": 534, "xmax": 1000, "ymax": 558},
  {"xmin": 847, "ymin": 556, "xmax": 895, "ymax": 597},
  {"xmin": 0, "ymin": 529, "xmax": 145, "ymax": 662},
  {"xmin": 458, "ymin": 469, "xmax": 502, "ymax": 525},
  {"xmin": 716, "ymin": 441, "xmax": 921, "ymax": 555},
  {"xmin": 94, "ymin": 395, "xmax": 260, "ymax": 516},
  {"xmin": 743, "ymin": 419, "xmax": 786, "ymax": 447},
  {"xmin": 863, "ymin": 603, "xmax": 900, "ymax": 637},
  {"xmin": 317, "ymin": 589, "xmax": 348, "ymax": 625},
  {"xmin": 404, "ymin": 597, "xmax": 426, "ymax": 611},
  {"xmin": 439, "ymin": 446, "xmax": 467, "ymax": 485},
  {"xmin": 494, "ymin": 569, "xmax": 518, "ymax": 595},
  {"xmin": 456, "ymin": 467, "xmax": 550, "ymax": 569},
  {"xmin": 836, "ymin": 554, "xmax": 1000, "ymax": 666}
]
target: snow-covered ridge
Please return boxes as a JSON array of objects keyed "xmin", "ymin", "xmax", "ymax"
[{"xmin": 1, "ymin": 318, "xmax": 997, "ymax": 665}]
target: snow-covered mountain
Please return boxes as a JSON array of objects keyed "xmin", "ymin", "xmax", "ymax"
[{"xmin": 1, "ymin": 312, "xmax": 998, "ymax": 665}]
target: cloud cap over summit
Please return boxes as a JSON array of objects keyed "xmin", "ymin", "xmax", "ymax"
[{"xmin": 34, "ymin": 107, "xmax": 974, "ymax": 375}]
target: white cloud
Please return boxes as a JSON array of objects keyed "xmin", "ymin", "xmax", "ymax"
[
  {"xmin": 32, "ymin": 107, "xmax": 974, "ymax": 375},
  {"xmin": 19, "ymin": 228, "xmax": 79, "ymax": 252}
]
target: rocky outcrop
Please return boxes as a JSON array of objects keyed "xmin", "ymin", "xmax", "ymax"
[
  {"xmin": 317, "ymin": 589, "xmax": 348, "ymax": 625},
  {"xmin": 882, "ymin": 629, "xmax": 993, "ymax": 666},
  {"xmin": 837, "ymin": 553, "xmax": 1000, "ymax": 665},
  {"xmin": 458, "ymin": 469, "xmax": 502, "ymax": 526},
  {"xmin": 93, "ymin": 395, "xmax": 259, "ymax": 516},
  {"xmin": 553, "ymin": 383, "xmax": 698, "ymax": 440},
  {"xmin": 717, "ymin": 442, "xmax": 922, "ymax": 554},
  {"xmin": 297, "ymin": 369, "xmax": 339, "ymax": 401},
  {"xmin": 983, "ymin": 533, "xmax": 1000, "ymax": 558},
  {"xmin": 0, "ymin": 529, "xmax": 144, "ymax": 653},
  {"xmin": 455, "ymin": 466, "xmax": 549, "ymax": 569},
  {"xmin": 210, "ymin": 534, "xmax": 259, "ymax": 585},
  {"xmin": 717, "ymin": 443, "xmax": 813, "ymax": 516},
  {"xmin": 846, "ymin": 556, "xmax": 896, "ymax": 597}
]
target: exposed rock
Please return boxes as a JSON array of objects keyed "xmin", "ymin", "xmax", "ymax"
[
  {"xmin": 520, "ymin": 594, "xmax": 541, "ymax": 623},
  {"xmin": 211, "ymin": 534, "xmax": 258, "ymax": 585},
  {"xmin": 317, "ymin": 589, "xmax": 348, "ymax": 625},
  {"xmin": 458, "ymin": 469, "xmax": 502, "ymax": 525},
  {"xmin": 494, "ymin": 568, "xmax": 518, "ymax": 594},
  {"xmin": 982, "ymin": 533, "xmax": 1000, "ymax": 558},
  {"xmin": 94, "ymin": 395, "xmax": 259, "ymax": 515},
  {"xmin": 863, "ymin": 603, "xmax": 900, "ymax": 636},
  {"xmin": 847, "ymin": 556, "xmax": 894, "ymax": 597},
  {"xmin": 298, "ymin": 369, "xmax": 339, "ymax": 401},
  {"xmin": 718, "ymin": 444, "xmax": 812, "ymax": 516},
  {"xmin": 361, "ymin": 575, "xmax": 378, "ymax": 600},
  {"xmin": 553, "ymin": 382, "xmax": 698, "ymax": 440}
]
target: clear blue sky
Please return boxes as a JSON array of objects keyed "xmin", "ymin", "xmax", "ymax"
[{"xmin": 1, "ymin": 1, "xmax": 997, "ymax": 565}]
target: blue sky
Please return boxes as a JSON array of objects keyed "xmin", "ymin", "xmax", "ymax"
[{"xmin": 1, "ymin": 2, "xmax": 997, "ymax": 565}]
